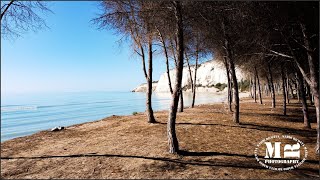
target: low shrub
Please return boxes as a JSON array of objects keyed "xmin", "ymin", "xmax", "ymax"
[{"xmin": 215, "ymin": 83, "xmax": 227, "ymax": 91}]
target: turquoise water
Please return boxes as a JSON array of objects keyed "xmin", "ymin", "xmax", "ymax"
[{"xmin": 1, "ymin": 91, "xmax": 227, "ymax": 142}]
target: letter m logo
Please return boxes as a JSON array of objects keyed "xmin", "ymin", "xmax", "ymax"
[{"xmin": 264, "ymin": 142, "xmax": 281, "ymax": 158}]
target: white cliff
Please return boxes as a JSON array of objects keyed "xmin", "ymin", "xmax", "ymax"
[
  {"xmin": 131, "ymin": 82, "xmax": 158, "ymax": 92},
  {"xmin": 155, "ymin": 59, "xmax": 246, "ymax": 92},
  {"xmin": 132, "ymin": 59, "xmax": 247, "ymax": 93}
]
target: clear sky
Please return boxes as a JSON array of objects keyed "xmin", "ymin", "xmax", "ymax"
[{"xmin": 1, "ymin": 1, "xmax": 167, "ymax": 95}]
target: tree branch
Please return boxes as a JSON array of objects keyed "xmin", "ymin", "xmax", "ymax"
[
  {"xmin": 1, "ymin": 0, "xmax": 14, "ymax": 21},
  {"xmin": 269, "ymin": 49, "xmax": 293, "ymax": 59}
]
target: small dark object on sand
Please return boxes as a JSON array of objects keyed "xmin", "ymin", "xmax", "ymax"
[{"xmin": 51, "ymin": 126, "xmax": 65, "ymax": 132}]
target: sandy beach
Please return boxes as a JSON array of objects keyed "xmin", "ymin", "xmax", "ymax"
[{"xmin": 1, "ymin": 97, "xmax": 319, "ymax": 179}]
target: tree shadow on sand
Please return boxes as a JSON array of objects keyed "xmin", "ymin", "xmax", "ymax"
[
  {"xmin": 240, "ymin": 111, "xmax": 317, "ymax": 123},
  {"xmin": 238, "ymin": 122, "xmax": 317, "ymax": 137},
  {"xmin": 2, "ymin": 151, "xmax": 319, "ymax": 178},
  {"xmin": 155, "ymin": 121, "xmax": 316, "ymax": 138}
]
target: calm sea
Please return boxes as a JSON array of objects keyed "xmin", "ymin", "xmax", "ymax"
[{"xmin": 1, "ymin": 91, "xmax": 227, "ymax": 142}]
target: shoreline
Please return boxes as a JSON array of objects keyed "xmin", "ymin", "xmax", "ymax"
[{"xmin": 1, "ymin": 91, "xmax": 250, "ymax": 143}]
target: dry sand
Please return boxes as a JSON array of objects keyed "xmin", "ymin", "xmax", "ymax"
[{"xmin": 1, "ymin": 96, "xmax": 319, "ymax": 179}]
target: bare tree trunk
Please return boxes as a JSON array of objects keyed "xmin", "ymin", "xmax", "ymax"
[
  {"xmin": 168, "ymin": 1, "xmax": 183, "ymax": 154},
  {"xmin": 286, "ymin": 73, "xmax": 290, "ymax": 104},
  {"xmin": 157, "ymin": 27, "xmax": 173, "ymax": 94},
  {"xmin": 268, "ymin": 62, "xmax": 276, "ymax": 108},
  {"xmin": 300, "ymin": 22, "xmax": 319, "ymax": 153},
  {"xmin": 255, "ymin": 67, "xmax": 263, "ymax": 104},
  {"xmin": 169, "ymin": 39, "xmax": 178, "ymax": 67},
  {"xmin": 179, "ymin": 89, "xmax": 184, "ymax": 112},
  {"xmin": 191, "ymin": 50, "xmax": 198, "ymax": 108},
  {"xmin": 147, "ymin": 37, "xmax": 156, "ymax": 123},
  {"xmin": 224, "ymin": 57, "xmax": 232, "ymax": 112},
  {"xmin": 314, "ymin": 95, "xmax": 319, "ymax": 154},
  {"xmin": 303, "ymin": 80, "xmax": 319, "ymax": 150},
  {"xmin": 295, "ymin": 76, "xmax": 300, "ymax": 101},
  {"xmin": 221, "ymin": 19, "xmax": 239, "ymax": 123},
  {"xmin": 229, "ymin": 74, "xmax": 233, "ymax": 106},
  {"xmin": 285, "ymin": 23, "xmax": 319, "ymax": 153},
  {"xmin": 185, "ymin": 52, "xmax": 194, "ymax": 93},
  {"xmin": 306, "ymin": 84, "xmax": 313, "ymax": 105},
  {"xmin": 265, "ymin": 82, "xmax": 270, "ymax": 97},
  {"xmin": 281, "ymin": 65, "xmax": 287, "ymax": 116},
  {"xmin": 266, "ymin": 75, "xmax": 271, "ymax": 97},
  {"xmin": 277, "ymin": 83, "xmax": 281, "ymax": 95},
  {"xmin": 138, "ymin": 44, "xmax": 155, "ymax": 124},
  {"xmin": 254, "ymin": 71, "xmax": 257, "ymax": 103},
  {"xmin": 297, "ymin": 71, "xmax": 311, "ymax": 129},
  {"xmin": 289, "ymin": 79, "xmax": 295, "ymax": 99},
  {"xmin": 229, "ymin": 55, "xmax": 239, "ymax": 123},
  {"xmin": 250, "ymin": 78, "xmax": 252, "ymax": 98}
]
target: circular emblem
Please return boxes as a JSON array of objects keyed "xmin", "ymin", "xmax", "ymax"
[{"xmin": 254, "ymin": 135, "xmax": 307, "ymax": 171}]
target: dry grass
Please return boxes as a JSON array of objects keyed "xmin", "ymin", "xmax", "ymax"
[{"xmin": 1, "ymin": 96, "xmax": 319, "ymax": 179}]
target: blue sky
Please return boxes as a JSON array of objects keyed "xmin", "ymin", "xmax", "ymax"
[{"xmin": 1, "ymin": 1, "xmax": 167, "ymax": 95}]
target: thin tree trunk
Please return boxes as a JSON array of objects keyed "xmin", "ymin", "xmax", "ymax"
[
  {"xmin": 249, "ymin": 78, "xmax": 253, "ymax": 98},
  {"xmin": 224, "ymin": 57, "xmax": 232, "ymax": 112},
  {"xmin": 221, "ymin": 20, "xmax": 239, "ymax": 123},
  {"xmin": 297, "ymin": 71, "xmax": 311, "ymax": 129},
  {"xmin": 306, "ymin": 84, "xmax": 313, "ymax": 105},
  {"xmin": 229, "ymin": 74, "xmax": 233, "ymax": 106},
  {"xmin": 265, "ymin": 81, "xmax": 270, "ymax": 97},
  {"xmin": 138, "ymin": 44, "xmax": 155, "ymax": 124},
  {"xmin": 168, "ymin": 1, "xmax": 183, "ymax": 154},
  {"xmin": 268, "ymin": 62, "xmax": 276, "ymax": 108},
  {"xmin": 314, "ymin": 95, "xmax": 319, "ymax": 154},
  {"xmin": 300, "ymin": 22, "xmax": 319, "ymax": 153},
  {"xmin": 285, "ymin": 23, "xmax": 320, "ymax": 153},
  {"xmin": 157, "ymin": 27, "xmax": 173, "ymax": 94},
  {"xmin": 185, "ymin": 52, "xmax": 194, "ymax": 93},
  {"xmin": 286, "ymin": 73, "xmax": 290, "ymax": 104},
  {"xmin": 295, "ymin": 75, "xmax": 300, "ymax": 101},
  {"xmin": 254, "ymin": 71, "xmax": 257, "ymax": 103},
  {"xmin": 255, "ymin": 67, "xmax": 263, "ymax": 104},
  {"xmin": 147, "ymin": 37, "xmax": 156, "ymax": 123},
  {"xmin": 169, "ymin": 39, "xmax": 178, "ymax": 67},
  {"xmin": 191, "ymin": 50, "xmax": 198, "ymax": 108},
  {"xmin": 229, "ymin": 54, "xmax": 239, "ymax": 123},
  {"xmin": 289, "ymin": 79, "xmax": 295, "ymax": 99},
  {"xmin": 266, "ymin": 75, "xmax": 271, "ymax": 97},
  {"xmin": 281, "ymin": 65, "xmax": 287, "ymax": 116},
  {"xmin": 179, "ymin": 89, "xmax": 184, "ymax": 112}
]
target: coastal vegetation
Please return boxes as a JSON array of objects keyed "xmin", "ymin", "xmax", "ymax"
[{"xmin": 214, "ymin": 83, "xmax": 227, "ymax": 91}]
